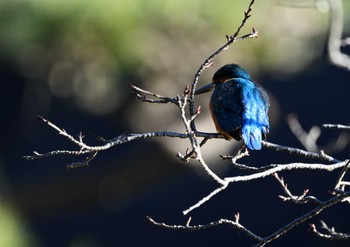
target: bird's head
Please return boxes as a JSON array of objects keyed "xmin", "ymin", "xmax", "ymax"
[
  {"xmin": 212, "ymin": 63, "xmax": 250, "ymax": 84},
  {"xmin": 195, "ymin": 63, "xmax": 250, "ymax": 95}
]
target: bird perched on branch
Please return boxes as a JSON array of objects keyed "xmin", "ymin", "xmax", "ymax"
[{"xmin": 195, "ymin": 64, "xmax": 269, "ymax": 150}]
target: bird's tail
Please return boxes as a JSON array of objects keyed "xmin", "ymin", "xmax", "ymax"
[{"xmin": 241, "ymin": 124, "xmax": 263, "ymax": 150}]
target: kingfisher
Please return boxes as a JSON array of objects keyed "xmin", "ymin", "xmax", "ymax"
[{"xmin": 195, "ymin": 64, "xmax": 269, "ymax": 150}]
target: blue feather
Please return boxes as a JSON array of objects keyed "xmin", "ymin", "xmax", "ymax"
[{"xmin": 209, "ymin": 64, "xmax": 269, "ymax": 150}]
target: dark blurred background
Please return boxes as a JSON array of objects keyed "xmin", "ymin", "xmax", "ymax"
[{"xmin": 1, "ymin": 0, "xmax": 350, "ymax": 246}]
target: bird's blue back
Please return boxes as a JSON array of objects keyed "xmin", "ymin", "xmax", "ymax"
[{"xmin": 210, "ymin": 64, "xmax": 269, "ymax": 150}]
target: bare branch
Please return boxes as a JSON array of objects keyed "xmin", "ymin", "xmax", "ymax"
[
  {"xmin": 262, "ymin": 141, "xmax": 339, "ymax": 163},
  {"xmin": 183, "ymin": 160, "xmax": 349, "ymax": 216},
  {"xmin": 177, "ymin": 137, "xmax": 210, "ymax": 163},
  {"xmin": 259, "ymin": 191, "xmax": 350, "ymax": 246},
  {"xmin": 23, "ymin": 149, "xmax": 93, "ymax": 160},
  {"xmin": 151, "ymin": 192, "xmax": 350, "ymax": 246},
  {"xmin": 323, "ymin": 124, "xmax": 350, "ymax": 130},
  {"xmin": 220, "ymin": 144, "xmax": 249, "ymax": 162},
  {"xmin": 35, "ymin": 115, "xmax": 91, "ymax": 150},
  {"xmin": 129, "ymin": 84, "xmax": 178, "ymax": 104},
  {"xmin": 147, "ymin": 215, "xmax": 263, "ymax": 242},
  {"xmin": 177, "ymin": 86, "xmax": 226, "ymax": 185},
  {"xmin": 334, "ymin": 159, "xmax": 350, "ymax": 191},
  {"xmin": 67, "ymin": 152, "xmax": 98, "ymax": 170},
  {"xmin": 310, "ymin": 220, "xmax": 350, "ymax": 240},
  {"xmin": 182, "ymin": 160, "xmax": 349, "ymax": 216},
  {"xmin": 23, "ymin": 116, "xmax": 193, "ymax": 161},
  {"xmin": 224, "ymin": 161, "xmax": 349, "ymax": 183},
  {"xmin": 183, "ymin": 183, "xmax": 228, "ymax": 216},
  {"xmin": 273, "ymin": 173, "xmax": 323, "ymax": 204}
]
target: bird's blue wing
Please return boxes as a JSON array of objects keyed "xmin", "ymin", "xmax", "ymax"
[
  {"xmin": 210, "ymin": 78, "xmax": 269, "ymax": 150},
  {"xmin": 241, "ymin": 82, "xmax": 270, "ymax": 150},
  {"xmin": 210, "ymin": 81, "xmax": 243, "ymax": 138}
]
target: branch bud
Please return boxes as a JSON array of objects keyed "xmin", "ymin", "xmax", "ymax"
[
  {"xmin": 235, "ymin": 212, "xmax": 240, "ymax": 223},
  {"xmin": 183, "ymin": 85, "xmax": 190, "ymax": 95},
  {"xmin": 195, "ymin": 106, "xmax": 201, "ymax": 115}
]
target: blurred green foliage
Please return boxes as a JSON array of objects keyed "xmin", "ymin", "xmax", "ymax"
[
  {"xmin": 2, "ymin": 0, "xmax": 349, "ymax": 115},
  {"xmin": 0, "ymin": 202, "xmax": 35, "ymax": 247}
]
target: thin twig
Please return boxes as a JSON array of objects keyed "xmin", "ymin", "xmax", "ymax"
[
  {"xmin": 189, "ymin": 0, "xmax": 258, "ymax": 131},
  {"xmin": 334, "ymin": 159, "xmax": 350, "ymax": 191},
  {"xmin": 177, "ymin": 137, "xmax": 210, "ymax": 163},
  {"xmin": 67, "ymin": 152, "xmax": 98, "ymax": 170},
  {"xmin": 273, "ymin": 173, "xmax": 323, "ymax": 204},
  {"xmin": 147, "ymin": 215, "xmax": 263, "ymax": 242},
  {"xmin": 129, "ymin": 84, "xmax": 178, "ymax": 104},
  {"xmin": 310, "ymin": 220, "xmax": 350, "ymax": 240},
  {"xmin": 262, "ymin": 141, "xmax": 339, "ymax": 163},
  {"xmin": 323, "ymin": 124, "xmax": 350, "ymax": 130},
  {"xmin": 224, "ymin": 161, "xmax": 349, "ymax": 183},
  {"xmin": 258, "ymin": 191, "xmax": 350, "ymax": 246},
  {"xmin": 183, "ymin": 183, "xmax": 228, "ymax": 215},
  {"xmin": 23, "ymin": 116, "xmax": 221, "ymax": 161}
]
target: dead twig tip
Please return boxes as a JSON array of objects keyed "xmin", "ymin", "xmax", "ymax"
[{"xmin": 36, "ymin": 115, "xmax": 45, "ymax": 122}]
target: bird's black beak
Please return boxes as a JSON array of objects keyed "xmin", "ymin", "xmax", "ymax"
[{"xmin": 195, "ymin": 83, "xmax": 214, "ymax": 95}]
